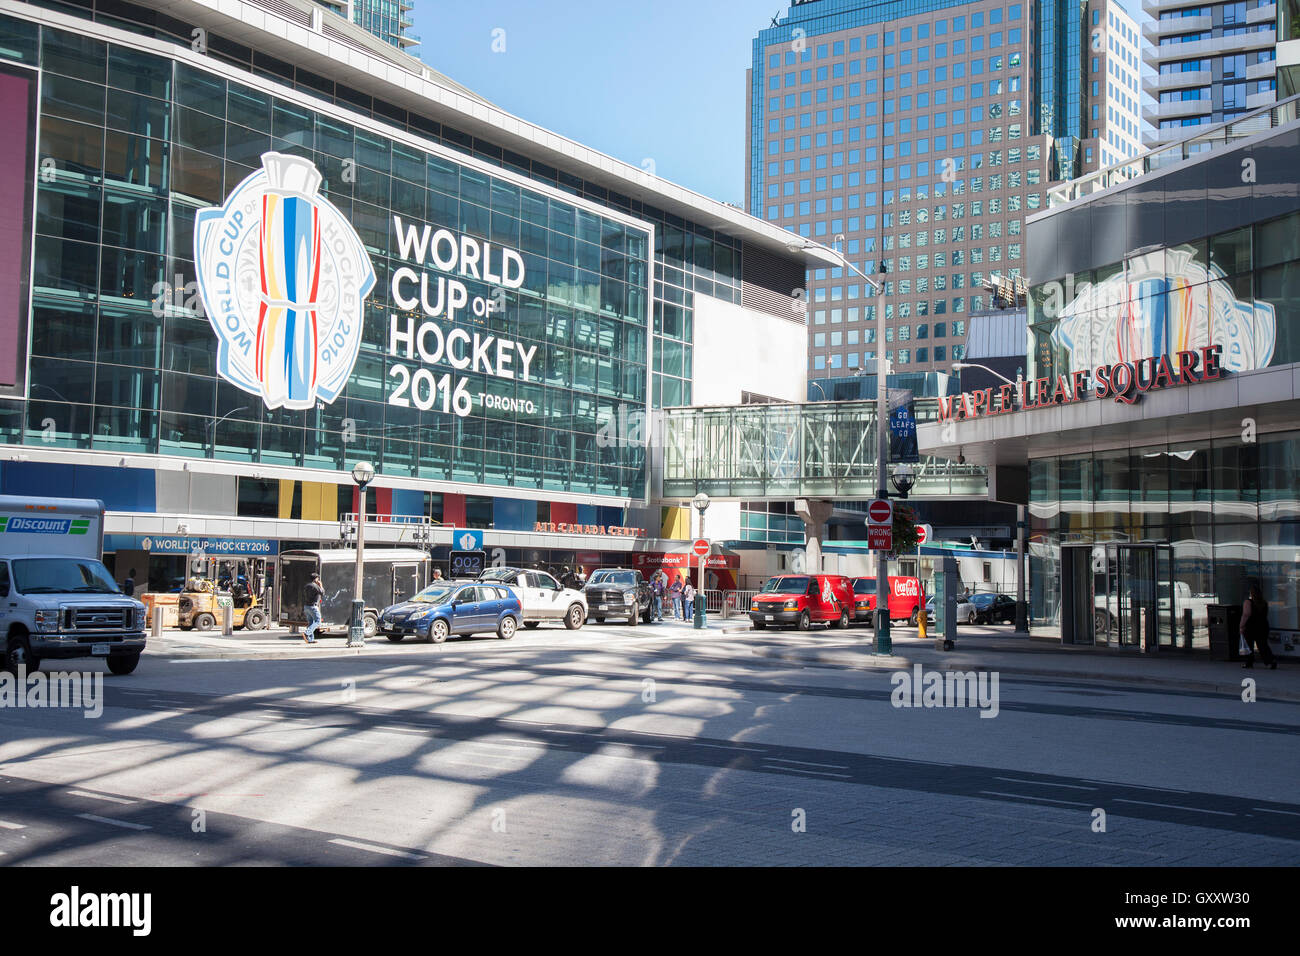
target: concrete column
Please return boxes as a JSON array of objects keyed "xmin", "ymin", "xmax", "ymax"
[{"xmin": 794, "ymin": 498, "xmax": 835, "ymax": 573}]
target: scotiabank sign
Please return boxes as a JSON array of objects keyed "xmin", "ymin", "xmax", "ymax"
[{"xmin": 939, "ymin": 345, "xmax": 1225, "ymax": 423}]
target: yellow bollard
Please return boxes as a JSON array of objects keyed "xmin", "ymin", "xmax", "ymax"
[{"xmin": 918, "ymin": 607, "xmax": 927, "ymax": 639}]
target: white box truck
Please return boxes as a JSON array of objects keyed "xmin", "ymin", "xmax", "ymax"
[{"xmin": 0, "ymin": 495, "xmax": 146, "ymax": 675}]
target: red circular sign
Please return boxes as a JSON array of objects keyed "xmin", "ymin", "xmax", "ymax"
[
  {"xmin": 692, "ymin": 539, "xmax": 710, "ymax": 556},
  {"xmin": 868, "ymin": 500, "xmax": 892, "ymax": 524},
  {"xmin": 916, "ymin": 525, "xmax": 929, "ymax": 544}
]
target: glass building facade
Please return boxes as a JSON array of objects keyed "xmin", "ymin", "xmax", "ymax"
[
  {"xmin": 0, "ymin": 4, "xmax": 776, "ymax": 510},
  {"xmin": 1018, "ymin": 111, "xmax": 1300, "ymax": 649}
]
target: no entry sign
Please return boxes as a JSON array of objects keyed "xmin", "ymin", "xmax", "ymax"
[
  {"xmin": 692, "ymin": 538, "xmax": 711, "ymax": 557},
  {"xmin": 867, "ymin": 499, "xmax": 892, "ymax": 551},
  {"xmin": 916, "ymin": 523, "xmax": 932, "ymax": 545}
]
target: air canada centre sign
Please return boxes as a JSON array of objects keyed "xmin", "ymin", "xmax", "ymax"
[{"xmin": 938, "ymin": 345, "xmax": 1226, "ymax": 423}]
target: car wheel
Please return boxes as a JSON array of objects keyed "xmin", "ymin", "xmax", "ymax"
[
  {"xmin": 910, "ymin": 610, "xmax": 920, "ymax": 627},
  {"xmin": 107, "ymin": 653, "xmax": 140, "ymax": 676},
  {"xmin": 428, "ymin": 619, "xmax": 449, "ymax": 644},
  {"xmin": 628, "ymin": 610, "xmax": 638, "ymax": 627},
  {"xmin": 4, "ymin": 633, "xmax": 38, "ymax": 673},
  {"xmin": 523, "ymin": 621, "xmax": 540, "ymax": 629},
  {"xmin": 363, "ymin": 612, "xmax": 378, "ymax": 639},
  {"xmin": 642, "ymin": 607, "xmax": 653, "ymax": 624},
  {"xmin": 797, "ymin": 611, "xmax": 811, "ymax": 631},
  {"xmin": 835, "ymin": 610, "xmax": 849, "ymax": 629},
  {"xmin": 497, "ymin": 616, "xmax": 517, "ymax": 640},
  {"xmin": 565, "ymin": 604, "xmax": 585, "ymax": 630}
]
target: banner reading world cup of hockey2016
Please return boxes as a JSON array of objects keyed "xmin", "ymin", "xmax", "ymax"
[{"xmin": 194, "ymin": 152, "xmax": 376, "ymax": 410}]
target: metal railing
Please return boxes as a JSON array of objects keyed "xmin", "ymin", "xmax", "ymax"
[
  {"xmin": 699, "ymin": 588, "xmax": 760, "ymax": 615},
  {"xmin": 1047, "ymin": 93, "xmax": 1300, "ymax": 208}
]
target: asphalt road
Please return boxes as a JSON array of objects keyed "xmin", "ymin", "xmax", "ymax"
[{"xmin": 1, "ymin": 623, "xmax": 1296, "ymax": 865}]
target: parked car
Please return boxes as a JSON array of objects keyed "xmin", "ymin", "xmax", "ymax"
[
  {"xmin": 379, "ymin": 581, "xmax": 521, "ymax": 643},
  {"xmin": 750, "ymin": 574, "xmax": 854, "ymax": 630},
  {"xmin": 478, "ymin": 567, "xmax": 587, "ymax": 630},
  {"xmin": 965, "ymin": 592, "xmax": 1017, "ymax": 624},
  {"xmin": 849, "ymin": 575, "xmax": 928, "ymax": 627},
  {"xmin": 583, "ymin": 569, "xmax": 653, "ymax": 625}
]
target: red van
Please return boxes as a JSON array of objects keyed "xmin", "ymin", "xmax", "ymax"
[
  {"xmin": 850, "ymin": 576, "xmax": 927, "ymax": 626},
  {"xmin": 750, "ymin": 574, "xmax": 855, "ymax": 630}
]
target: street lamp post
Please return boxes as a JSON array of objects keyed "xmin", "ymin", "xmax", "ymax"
[
  {"xmin": 692, "ymin": 492, "xmax": 709, "ymax": 629},
  {"xmin": 789, "ymin": 235, "xmax": 890, "ymax": 651},
  {"xmin": 349, "ymin": 460, "xmax": 376, "ymax": 647}
]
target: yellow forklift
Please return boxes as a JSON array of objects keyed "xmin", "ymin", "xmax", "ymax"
[{"xmin": 176, "ymin": 557, "xmax": 271, "ymax": 631}]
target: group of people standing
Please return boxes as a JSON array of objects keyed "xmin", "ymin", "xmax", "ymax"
[{"xmin": 650, "ymin": 568, "xmax": 696, "ymax": 622}]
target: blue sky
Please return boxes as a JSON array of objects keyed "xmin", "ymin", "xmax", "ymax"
[{"xmin": 413, "ymin": 0, "xmax": 780, "ymax": 206}]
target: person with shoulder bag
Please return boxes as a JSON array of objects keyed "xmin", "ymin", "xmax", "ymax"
[
  {"xmin": 1239, "ymin": 578, "xmax": 1277, "ymax": 669},
  {"xmin": 302, "ymin": 572, "xmax": 325, "ymax": 645}
]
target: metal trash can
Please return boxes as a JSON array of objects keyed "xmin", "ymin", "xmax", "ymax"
[{"xmin": 1207, "ymin": 604, "xmax": 1243, "ymax": 661}]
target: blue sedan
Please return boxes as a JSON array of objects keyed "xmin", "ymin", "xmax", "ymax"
[{"xmin": 379, "ymin": 581, "xmax": 522, "ymax": 643}]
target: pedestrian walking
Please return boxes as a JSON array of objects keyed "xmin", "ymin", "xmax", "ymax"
[
  {"xmin": 122, "ymin": 567, "xmax": 136, "ymax": 597},
  {"xmin": 302, "ymin": 571, "xmax": 325, "ymax": 645},
  {"xmin": 651, "ymin": 573, "xmax": 665, "ymax": 622},
  {"xmin": 1240, "ymin": 578, "xmax": 1277, "ymax": 669},
  {"xmin": 683, "ymin": 582, "xmax": 696, "ymax": 621},
  {"xmin": 668, "ymin": 576, "xmax": 683, "ymax": 621}
]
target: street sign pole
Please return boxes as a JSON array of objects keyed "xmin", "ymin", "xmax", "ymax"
[
  {"xmin": 692, "ymin": 538, "xmax": 710, "ymax": 629},
  {"xmin": 866, "ymin": 497, "xmax": 893, "ymax": 653}
]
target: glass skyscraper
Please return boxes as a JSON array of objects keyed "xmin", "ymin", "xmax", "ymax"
[
  {"xmin": 315, "ymin": 0, "xmax": 418, "ymax": 50},
  {"xmin": 747, "ymin": 0, "xmax": 1141, "ymax": 378}
]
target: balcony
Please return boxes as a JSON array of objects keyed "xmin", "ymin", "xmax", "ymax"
[
  {"xmin": 1247, "ymin": 89, "xmax": 1278, "ymax": 109},
  {"xmin": 1247, "ymin": 3, "xmax": 1277, "ymax": 25},
  {"xmin": 1148, "ymin": 31, "xmax": 1277, "ymax": 64},
  {"xmin": 1143, "ymin": 14, "xmax": 1212, "ymax": 42},
  {"xmin": 1143, "ymin": 98, "xmax": 1212, "ymax": 124},
  {"xmin": 1143, "ymin": 0, "xmax": 1218, "ymax": 15},
  {"xmin": 1247, "ymin": 58, "xmax": 1278, "ymax": 81},
  {"xmin": 1143, "ymin": 69, "xmax": 1211, "ymax": 96}
]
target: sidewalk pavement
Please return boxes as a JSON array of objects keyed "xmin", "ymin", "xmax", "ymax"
[
  {"xmin": 719, "ymin": 622, "xmax": 1300, "ymax": 702},
  {"xmin": 140, "ymin": 617, "xmax": 1300, "ymax": 702}
]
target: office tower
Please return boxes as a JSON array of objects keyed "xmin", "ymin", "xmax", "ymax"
[
  {"xmin": 747, "ymin": 0, "xmax": 1149, "ymax": 378},
  {"xmin": 1142, "ymin": 0, "xmax": 1278, "ymax": 145}
]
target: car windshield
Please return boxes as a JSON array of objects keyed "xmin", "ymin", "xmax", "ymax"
[
  {"xmin": 762, "ymin": 576, "xmax": 809, "ymax": 594},
  {"xmin": 852, "ymin": 580, "xmax": 873, "ymax": 595},
  {"xmin": 410, "ymin": 585, "xmax": 455, "ymax": 604},
  {"xmin": 12, "ymin": 558, "xmax": 121, "ymax": 595},
  {"xmin": 589, "ymin": 571, "xmax": 636, "ymax": 586},
  {"xmin": 970, "ymin": 593, "xmax": 995, "ymax": 607}
]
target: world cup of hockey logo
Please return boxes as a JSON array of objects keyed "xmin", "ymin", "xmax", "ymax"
[{"xmin": 194, "ymin": 152, "xmax": 375, "ymax": 409}]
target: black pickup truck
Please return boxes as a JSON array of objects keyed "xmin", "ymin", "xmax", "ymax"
[{"xmin": 582, "ymin": 569, "xmax": 653, "ymax": 626}]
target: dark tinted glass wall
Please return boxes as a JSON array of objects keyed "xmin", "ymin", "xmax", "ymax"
[
  {"xmin": 2, "ymin": 17, "xmax": 656, "ymax": 500},
  {"xmin": 1026, "ymin": 120, "xmax": 1300, "ymax": 378}
]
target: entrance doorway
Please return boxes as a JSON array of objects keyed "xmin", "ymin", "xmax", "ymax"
[{"xmin": 1060, "ymin": 543, "xmax": 1174, "ymax": 649}]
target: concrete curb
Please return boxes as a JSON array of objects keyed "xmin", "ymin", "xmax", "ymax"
[{"xmin": 749, "ymin": 645, "xmax": 1300, "ymax": 702}]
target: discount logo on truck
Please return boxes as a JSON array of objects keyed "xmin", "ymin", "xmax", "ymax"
[{"xmin": 0, "ymin": 516, "xmax": 90, "ymax": 535}]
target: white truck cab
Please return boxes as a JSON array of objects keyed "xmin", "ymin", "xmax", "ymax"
[
  {"xmin": 477, "ymin": 567, "xmax": 587, "ymax": 630},
  {"xmin": 0, "ymin": 496, "xmax": 146, "ymax": 675}
]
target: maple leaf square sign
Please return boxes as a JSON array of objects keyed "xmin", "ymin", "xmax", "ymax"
[{"xmin": 194, "ymin": 152, "xmax": 377, "ymax": 410}]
